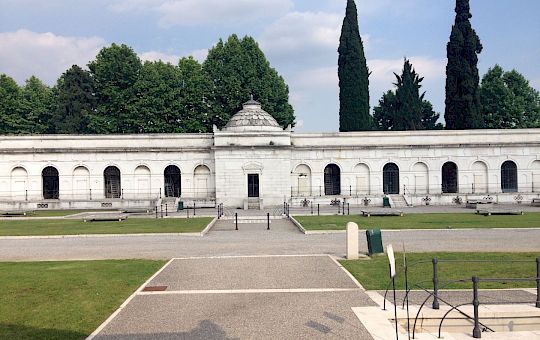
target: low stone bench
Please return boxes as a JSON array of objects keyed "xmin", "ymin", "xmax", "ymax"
[
  {"xmin": 532, "ymin": 198, "xmax": 540, "ymax": 207},
  {"xmin": 121, "ymin": 208, "xmax": 153, "ymax": 214},
  {"xmin": 362, "ymin": 209, "xmax": 403, "ymax": 217},
  {"xmin": 476, "ymin": 209, "xmax": 523, "ymax": 216},
  {"xmin": 466, "ymin": 199, "xmax": 494, "ymax": 209},
  {"xmin": 83, "ymin": 214, "xmax": 128, "ymax": 222},
  {"xmin": 0, "ymin": 210, "xmax": 31, "ymax": 217}
]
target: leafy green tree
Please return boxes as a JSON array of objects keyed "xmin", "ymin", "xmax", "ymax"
[
  {"xmin": 480, "ymin": 65, "xmax": 540, "ymax": 128},
  {"xmin": 374, "ymin": 59, "xmax": 441, "ymax": 130},
  {"xmin": 131, "ymin": 60, "xmax": 181, "ymax": 133},
  {"xmin": 338, "ymin": 0, "xmax": 371, "ymax": 131},
  {"xmin": 88, "ymin": 43, "xmax": 142, "ymax": 133},
  {"xmin": 0, "ymin": 74, "xmax": 28, "ymax": 134},
  {"xmin": 203, "ymin": 34, "xmax": 294, "ymax": 128},
  {"xmin": 444, "ymin": 0, "xmax": 483, "ymax": 129},
  {"xmin": 21, "ymin": 76, "xmax": 53, "ymax": 134},
  {"xmin": 52, "ymin": 65, "xmax": 96, "ymax": 134},
  {"xmin": 177, "ymin": 57, "xmax": 212, "ymax": 132}
]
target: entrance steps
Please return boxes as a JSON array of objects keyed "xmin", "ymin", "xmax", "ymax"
[{"xmin": 390, "ymin": 195, "xmax": 410, "ymax": 208}]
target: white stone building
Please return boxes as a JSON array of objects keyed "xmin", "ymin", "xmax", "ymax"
[{"xmin": 1, "ymin": 99, "xmax": 539, "ymax": 210}]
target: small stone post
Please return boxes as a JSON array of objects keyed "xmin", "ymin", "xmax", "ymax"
[{"xmin": 346, "ymin": 222, "xmax": 359, "ymax": 260}]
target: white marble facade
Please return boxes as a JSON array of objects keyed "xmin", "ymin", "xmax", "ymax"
[{"xmin": 1, "ymin": 100, "xmax": 539, "ymax": 210}]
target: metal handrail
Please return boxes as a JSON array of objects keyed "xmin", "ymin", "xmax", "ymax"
[
  {"xmin": 411, "ymin": 283, "xmax": 495, "ymax": 339},
  {"xmin": 382, "ymin": 260, "xmax": 432, "ymax": 310}
]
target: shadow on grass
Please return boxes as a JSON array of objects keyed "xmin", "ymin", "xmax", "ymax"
[{"xmin": 0, "ymin": 323, "xmax": 87, "ymax": 340}]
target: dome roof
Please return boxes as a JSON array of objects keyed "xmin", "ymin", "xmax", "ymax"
[{"xmin": 224, "ymin": 98, "xmax": 282, "ymax": 132}]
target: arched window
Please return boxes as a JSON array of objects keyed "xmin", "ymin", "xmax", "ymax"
[
  {"xmin": 324, "ymin": 164, "xmax": 341, "ymax": 195},
  {"xmin": 383, "ymin": 163, "xmax": 399, "ymax": 194},
  {"xmin": 164, "ymin": 165, "xmax": 181, "ymax": 197},
  {"xmin": 471, "ymin": 161, "xmax": 488, "ymax": 193},
  {"xmin": 292, "ymin": 164, "xmax": 311, "ymax": 196},
  {"xmin": 412, "ymin": 162, "xmax": 429, "ymax": 194},
  {"xmin": 42, "ymin": 166, "xmax": 59, "ymax": 199},
  {"xmin": 501, "ymin": 161, "xmax": 517, "ymax": 193},
  {"xmin": 194, "ymin": 165, "xmax": 211, "ymax": 198},
  {"xmin": 134, "ymin": 165, "xmax": 151, "ymax": 197},
  {"xmin": 73, "ymin": 166, "xmax": 90, "ymax": 199},
  {"xmin": 11, "ymin": 167, "xmax": 28, "ymax": 200},
  {"xmin": 354, "ymin": 163, "xmax": 370, "ymax": 194},
  {"xmin": 442, "ymin": 162, "xmax": 458, "ymax": 193},
  {"xmin": 104, "ymin": 166, "xmax": 121, "ymax": 199}
]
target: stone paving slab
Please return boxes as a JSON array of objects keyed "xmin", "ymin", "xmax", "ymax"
[
  {"xmin": 93, "ymin": 290, "xmax": 375, "ymax": 340},
  {"xmin": 147, "ymin": 256, "xmax": 359, "ymax": 291}
]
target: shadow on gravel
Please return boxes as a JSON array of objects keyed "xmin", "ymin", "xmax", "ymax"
[{"xmin": 94, "ymin": 320, "xmax": 239, "ymax": 340}]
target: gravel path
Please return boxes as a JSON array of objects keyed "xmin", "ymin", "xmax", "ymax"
[{"xmin": 0, "ymin": 219, "xmax": 539, "ymax": 261}]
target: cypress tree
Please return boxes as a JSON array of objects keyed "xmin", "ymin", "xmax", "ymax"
[
  {"xmin": 393, "ymin": 59, "xmax": 424, "ymax": 130},
  {"xmin": 338, "ymin": 0, "xmax": 371, "ymax": 131},
  {"xmin": 444, "ymin": 0, "xmax": 483, "ymax": 129},
  {"xmin": 52, "ymin": 65, "xmax": 96, "ymax": 134}
]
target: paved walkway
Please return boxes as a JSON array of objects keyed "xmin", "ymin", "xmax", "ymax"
[
  {"xmin": 90, "ymin": 255, "xmax": 376, "ymax": 340},
  {"xmin": 1, "ymin": 218, "xmax": 539, "ymax": 261}
]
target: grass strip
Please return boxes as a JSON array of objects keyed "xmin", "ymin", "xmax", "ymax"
[
  {"xmin": 295, "ymin": 212, "xmax": 540, "ymax": 230},
  {"xmin": 0, "ymin": 260, "xmax": 165, "ymax": 340},
  {"xmin": 0, "ymin": 217, "xmax": 212, "ymax": 236},
  {"xmin": 340, "ymin": 252, "xmax": 539, "ymax": 290}
]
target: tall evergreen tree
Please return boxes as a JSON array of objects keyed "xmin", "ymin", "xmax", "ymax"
[
  {"xmin": 480, "ymin": 65, "xmax": 540, "ymax": 128},
  {"xmin": 203, "ymin": 34, "xmax": 294, "ymax": 128},
  {"xmin": 393, "ymin": 59, "xmax": 424, "ymax": 130},
  {"xmin": 444, "ymin": 0, "xmax": 483, "ymax": 129},
  {"xmin": 88, "ymin": 43, "xmax": 142, "ymax": 133},
  {"xmin": 52, "ymin": 65, "xmax": 96, "ymax": 134},
  {"xmin": 0, "ymin": 74, "xmax": 28, "ymax": 134},
  {"xmin": 338, "ymin": 0, "xmax": 371, "ymax": 131},
  {"xmin": 373, "ymin": 59, "xmax": 441, "ymax": 130}
]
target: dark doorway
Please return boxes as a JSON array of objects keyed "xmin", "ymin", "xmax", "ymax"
[
  {"xmin": 42, "ymin": 166, "xmax": 59, "ymax": 199},
  {"xmin": 104, "ymin": 166, "xmax": 121, "ymax": 198},
  {"xmin": 501, "ymin": 161, "xmax": 518, "ymax": 193},
  {"xmin": 324, "ymin": 164, "xmax": 341, "ymax": 195},
  {"xmin": 442, "ymin": 162, "xmax": 458, "ymax": 193},
  {"xmin": 248, "ymin": 174, "xmax": 259, "ymax": 198},
  {"xmin": 164, "ymin": 165, "xmax": 181, "ymax": 197},
  {"xmin": 383, "ymin": 163, "xmax": 399, "ymax": 194}
]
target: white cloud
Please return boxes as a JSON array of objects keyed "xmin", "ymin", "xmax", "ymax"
[
  {"xmin": 261, "ymin": 12, "xmax": 341, "ymax": 55},
  {"xmin": 140, "ymin": 51, "xmax": 181, "ymax": 64},
  {"xmin": 109, "ymin": 0, "xmax": 293, "ymax": 27},
  {"xmin": 140, "ymin": 48, "xmax": 208, "ymax": 64},
  {"xmin": 0, "ymin": 29, "xmax": 105, "ymax": 85}
]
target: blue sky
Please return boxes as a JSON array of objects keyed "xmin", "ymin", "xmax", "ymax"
[{"xmin": 1, "ymin": 0, "xmax": 539, "ymax": 132}]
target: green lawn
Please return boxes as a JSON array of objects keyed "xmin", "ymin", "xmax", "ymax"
[
  {"xmin": 0, "ymin": 217, "xmax": 212, "ymax": 236},
  {"xmin": 28, "ymin": 210, "xmax": 107, "ymax": 217},
  {"xmin": 340, "ymin": 252, "xmax": 539, "ymax": 290},
  {"xmin": 0, "ymin": 260, "xmax": 165, "ymax": 340},
  {"xmin": 295, "ymin": 212, "xmax": 540, "ymax": 230}
]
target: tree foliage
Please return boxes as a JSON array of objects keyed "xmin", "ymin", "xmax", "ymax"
[
  {"xmin": 0, "ymin": 74, "xmax": 27, "ymax": 134},
  {"xmin": 88, "ymin": 43, "xmax": 142, "ymax": 133},
  {"xmin": 480, "ymin": 65, "xmax": 540, "ymax": 128},
  {"xmin": 374, "ymin": 59, "xmax": 441, "ymax": 130},
  {"xmin": 203, "ymin": 34, "xmax": 294, "ymax": 128},
  {"xmin": 444, "ymin": 0, "xmax": 483, "ymax": 129},
  {"xmin": 338, "ymin": 0, "xmax": 371, "ymax": 131},
  {"xmin": 52, "ymin": 65, "xmax": 96, "ymax": 134}
]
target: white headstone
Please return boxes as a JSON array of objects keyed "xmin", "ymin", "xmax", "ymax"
[
  {"xmin": 387, "ymin": 244, "xmax": 396, "ymax": 278},
  {"xmin": 346, "ymin": 222, "xmax": 359, "ymax": 259}
]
